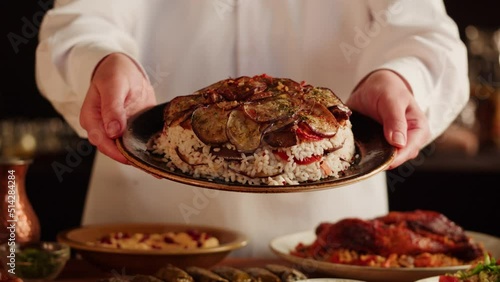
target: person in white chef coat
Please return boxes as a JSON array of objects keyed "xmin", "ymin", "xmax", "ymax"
[{"xmin": 35, "ymin": 0, "xmax": 469, "ymax": 257}]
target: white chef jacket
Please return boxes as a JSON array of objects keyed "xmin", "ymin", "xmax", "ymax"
[{"xmin": 35, "ymin": 0, "xmax": 469, "ymax": 257}]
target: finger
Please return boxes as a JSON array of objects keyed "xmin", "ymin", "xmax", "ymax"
[
  {"xmin": 378, "ymin": 95, "xmax": 408, "ymax": 149},
  {"xmin": 387, "ymin": 107, "xmax": 430, "ymax": 170},
  {"xmin": 95, "ymin": 137, "xmax": 130, "ymax": 164},
  {"xmin": 80, "ymin": 85, "xmax": 129, "ymax": 164},
  {"xmin": 95, "ymin": 75, "xmax": 129, "ymax": 139},
  {"xmin": 80, "ymin": 84, "xmax": 104, "ymax": 138},
  {"xmin": 86, "ymin": 126, "xmax": 129, "ymax": 164},
  {"xmin": 390, "ymin": 123, "xmax": 428, "ymax": 168}
]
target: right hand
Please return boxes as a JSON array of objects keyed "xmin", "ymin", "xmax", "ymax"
[
  {"xmin": 345, "ymin": 70, "xmax": 431, "ymax": 170},
  {"xmin": 80, "ymin": 53, "xmax": 157, "ymax": 164}
]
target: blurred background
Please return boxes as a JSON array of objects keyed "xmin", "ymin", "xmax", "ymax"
[{"xmin": 1, "ymin": 1, "xmax": 499, "ymax": 242}]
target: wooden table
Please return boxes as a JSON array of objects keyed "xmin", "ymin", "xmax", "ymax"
[{"xmin": 55, "ymin": 257, "xmax": 294, "ymax": 282}]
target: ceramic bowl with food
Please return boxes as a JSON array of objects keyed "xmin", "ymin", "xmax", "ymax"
[
  {"xmin": 56, "ymin": 223, "xmax": 248, "ymax": 275},
  {"xmin": 0, "ymin": 241, "xmax": 70, "ymax": 281}
]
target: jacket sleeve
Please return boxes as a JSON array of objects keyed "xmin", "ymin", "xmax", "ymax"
[
  {"xmin": 356, "ymin": 0, "xmax": 469, "ymax": 141},
  {"xmin": 35, "ymin": 0, "xmax": 147, "ymax": 137}
]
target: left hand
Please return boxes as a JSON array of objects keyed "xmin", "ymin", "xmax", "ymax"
[
  {"xmin": 345, "ymin": 69, "xmax": 431, "ymax": 170},
  {"xmin": 80, "ymin": 53, "xmax": 157, "ymax": 164}
]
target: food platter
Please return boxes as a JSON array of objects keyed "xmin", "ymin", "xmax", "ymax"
[
  {"xmin": 57, "ymin": 223, "xmax": 248, "ymax": 274},
  {"xmin": 269, "ymin": 230, "xmax": 500, "ymax": 282},
  {"xmin": 116, "ymin": 102, "xmax": 396, "ymax": 193},
  {"xmin": 117, "ymin": 103, "xmax": 395, "ymax": 193}
]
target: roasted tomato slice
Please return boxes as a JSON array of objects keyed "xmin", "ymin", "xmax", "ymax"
[
  {"xmin": 438, "ymin": 276, "xmax": 459, "ymax": 282},
  {"xmin": 274, "ymin": 151, "xmax": 290, "ymax": 161},
  {"xmin": 274, "ymin": 151, "xmax": 321, "ymax": 165},
  {"xmin": 226, "ymin": 109, "xmax": 262, "ymax": 153},
  {"xmin": 191, "ymin": 104, "xmax": 230, "ymax": 145},
  {"xmin": 296, "ymin": 122, "xmax": 323, "ymax": 141}
]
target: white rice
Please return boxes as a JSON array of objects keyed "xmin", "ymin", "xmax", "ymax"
[{"xmin": 151, "ymin": 121, "xmax": 356, "ymax": 186}]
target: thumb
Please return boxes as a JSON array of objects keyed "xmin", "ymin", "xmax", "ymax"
[
  {"xmin": 98, "ymin": 80, "xmax": 128, "ymax": 139},
  {"xmin": 379, "ymin": 101, "xmax": 408, "ymax": 149}
]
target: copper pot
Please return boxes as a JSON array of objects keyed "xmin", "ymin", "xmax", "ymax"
[{"xmin": 0, "ymin": 158, "xmax": 40, "ymax": 246}]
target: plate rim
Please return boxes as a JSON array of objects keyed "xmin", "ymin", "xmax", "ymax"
[
  {"xmin": 299, "ymin": 279, "xmax": 368, "ymax": 282},
  {"xmin": 413, "ymin": 277, "xmax": 440, "ymax": 282},
  {"xmin": 269, "ymin": 229, "xmax": 500, "ymax": 273},
  {"xmin": 116, "ymin": 103, "xmax": 397, "ymax": 193},
  {"xmin": 56, "ymin": 222, "xmax": 249, "ymax": 256}
]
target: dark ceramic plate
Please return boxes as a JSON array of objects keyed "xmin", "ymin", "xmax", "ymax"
[{"xmin": 116, "ymin": 102, "xmax": 396, "ymax": 193}]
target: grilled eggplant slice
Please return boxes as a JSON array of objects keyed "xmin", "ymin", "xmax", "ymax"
[
  {"xmin": 303, "ymin": 87, "xmax": 343, "ymax": 108},
  {"xmin": 164, "ymin": 95, "xmax": 209, "ymax": 126},
  {"xmin": 131, "ymin": 275, "xmax": 164, "ymax": 282},
  {"xmin": 191, "ymin": 105, "xmax": 231, "ymax": 145},
  {"xmin": 226, "ymin": 109, "xmax": 262, "ymax": 152},
  {"xmin": 243, "ymin": 267, "xmax": 281, "ymax": 282},
  {"xmin": 262, "ymin": 123, "xmax": 298, "ymax": 148},
  {"xmin": 162, "ymin": 74, "xmax": 351, "ymax": 151},
  {"xmin": 185, "ymin": 266, "xmax": 229, "ymax": 282},
  {"xmin": 299, "ymin": 103, "xmax": 339, "ymax": 138},
  {"xmin": 211, "ymin": 266, "xmax": 255, "ymax": 282},
  {"xmin": 155, "ymin": 264, "xmax": 194, "ymax": 282},
  {"xmin": 243, "ymin": 95, "xmax": 300, "ymax": 123},
  {"xmin": 264, "ymin": 265, "xmax": 307, "ymax": 282}
]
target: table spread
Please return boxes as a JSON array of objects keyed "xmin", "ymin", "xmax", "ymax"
[{"xmin": 55, "ymin": 257, "xmax": 294, "ymax": 282}]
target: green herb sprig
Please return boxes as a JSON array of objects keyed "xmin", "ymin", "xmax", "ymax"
[{"xmin": 455, "ymin": 253, "xmax": 499, "ymax": 281}]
